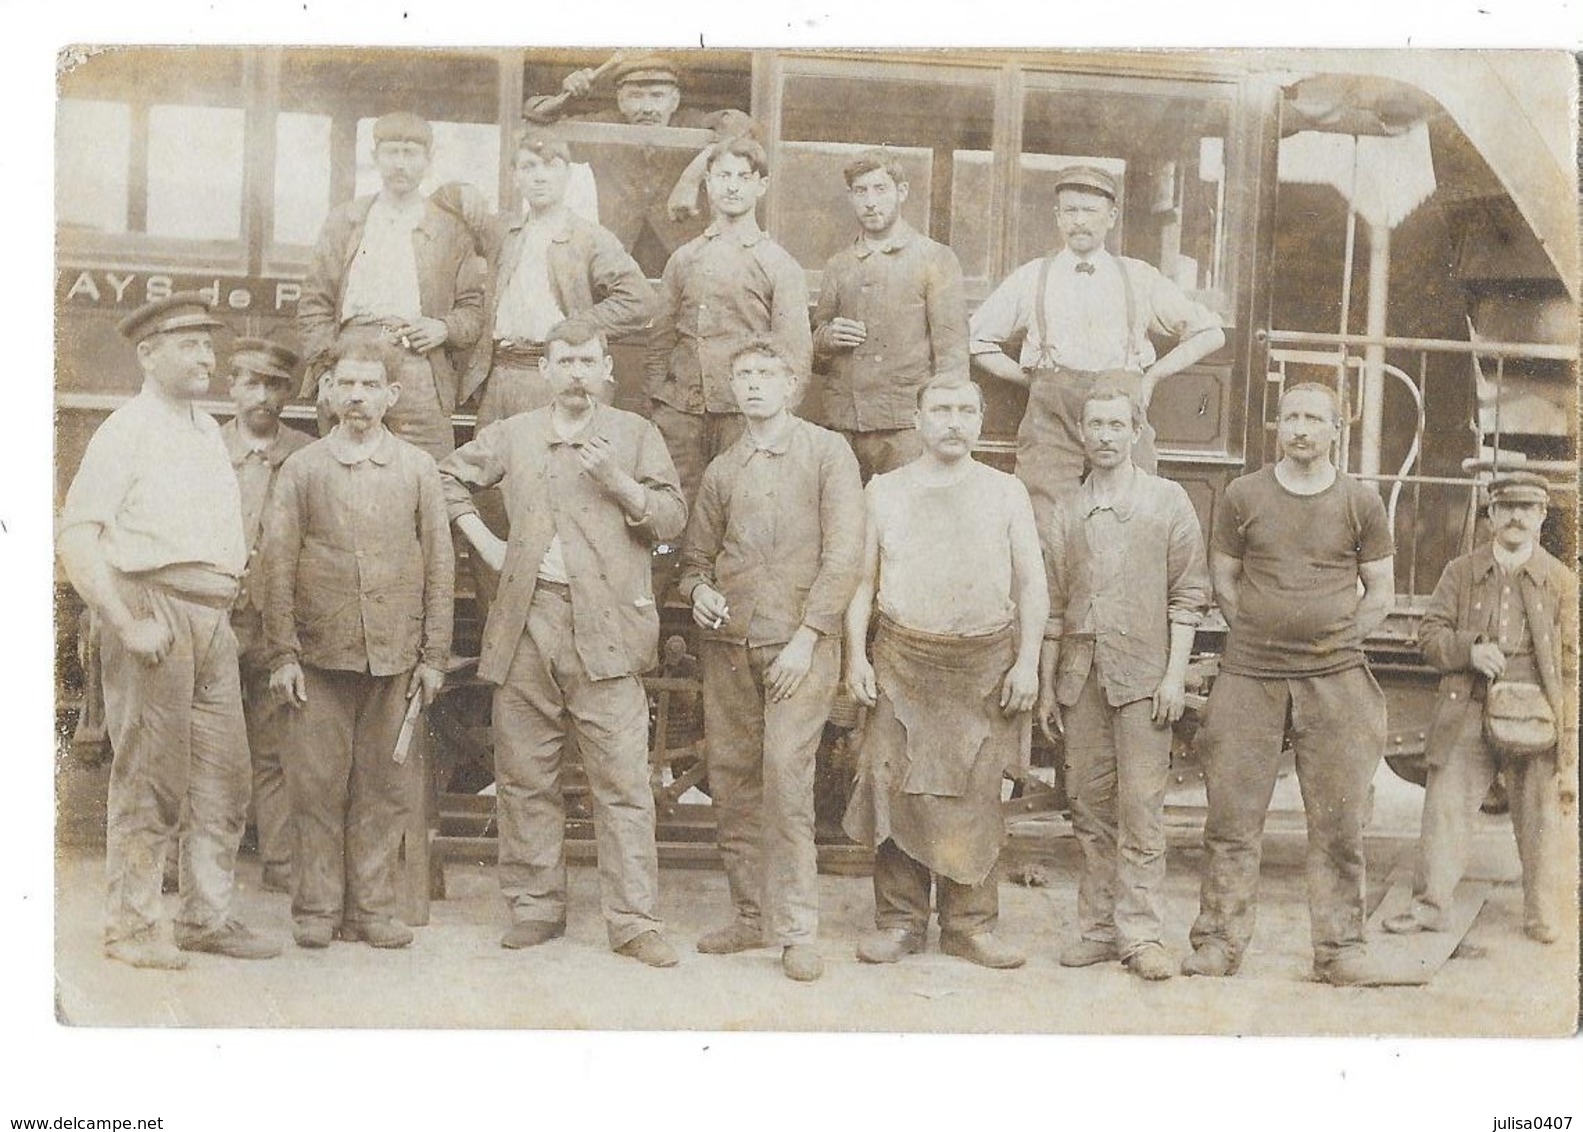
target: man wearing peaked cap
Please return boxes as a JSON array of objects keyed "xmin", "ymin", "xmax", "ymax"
[
  {"xmin": 58, "ymin": 293, "xmax": 283, "ymax": 968},
  {"xmin": 221, "ymin": 338, "xmax": 312, "ymax": 896},
  {"xmin": 1385, "ymin": 471, "xmax": 1577, "ymax": 945},
  {"xmin": 969, "ymin": 162, "xmax": 1225, "ymax": 543}
]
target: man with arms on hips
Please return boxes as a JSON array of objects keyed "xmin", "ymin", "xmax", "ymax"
[
  {"xmin": 1183, "ymin": 383, "xmax": 1396, "ymax": 986},
  {"xmin": 679, "ymin": 340, "xmax": 864, "ymax": 982},
  {"xmin": 58, "ymin": 294, "xmax": 281, "ymax": 969},
  {"xmin": 439, "ymin": 322, "xmax": 686, "ymax": 968},
  {"xmin": 842, "ymin": 377, "xmax": 1047, "ymax": 970},
  {"xmin": 968, "ymin": 165, "xmax": 1223, "ymax": 534},
  {"xmin": 1036, "ymin": 385, "xmax": 1210, "ymax": 980},
  {"xmin": 264, "ymin": 333, "xmax": 454, "ymax": 950},
  {"xmin": 220, "ymin": 337, "xmax": 313, "ymax": 895},
  {"xmin": 1384, "ymin": 473, "xmax": 1576, "ymax": 945},
  {"xmin": 808, "ymin": 148, "xmax": 968, "ymax": 482},
  {"xmin": 646, "ymin": 136, "xmax": 812, "ymax": 509},
  {"xmin": 297, "ymin": 111, "xmax": 484, "ymax": 461}
]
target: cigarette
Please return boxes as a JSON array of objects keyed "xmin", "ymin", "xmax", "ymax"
[{"xmin": 711, "ymin": 615, "xmax": 723, "ymax": 630}]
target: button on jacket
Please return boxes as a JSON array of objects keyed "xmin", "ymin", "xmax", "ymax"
[
  {"xmin": 678, "ymin": 416, "xmax": 865, "ymax": 647},
  {"xmin": 809, "ymin": 220, "xmax": 969, "ymax": 432},
  {"xmin": 297, "ymin": 195, "xmax": 485, "ymax": 410},
  {"xmin": 438, "ymin": 404, "xmax": 686, "ymax": 684},
  {"xmin": 1045, "ymin": 468, "xmax": 1210, "ymax": 707},
  {"xmin": 263, "ymin": 429, "xmax": 455, "ymax": 677},
  {"xmin": 646, "ymin": 223, "xmax": 812, "ymax": 415}
]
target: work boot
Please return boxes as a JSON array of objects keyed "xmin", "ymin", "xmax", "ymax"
[
  {"xmin": 1059, "ymin": 938, "xmax": 1121, "ymax": 968},
  {"xmin": 1524, "ymin": 921, "xmax": 1558, "ymax": 945},
  {"xmin": 104, "ymin": 936, "xmax": 189, "ymax": 971},
  {"xmin": 175, "ymin": 920, "xmax": 283, "ymax": 960},
  {"xmin": 1314, "ymin": 950, "xmax": 1393, "ymax": 987},
  {"xmin": 782, "ymin": 944, "xmax": 825, "ymax": 982},
  {"xmin": 1180, "ymin": 941, "xmax": 1239, "ymax": 977},
  {"xmin": 855, "ymin": 927, "xmax": 925, "ymax": 964},
  {"xmin": 615, "ymin": 931, "xmax": 680, "ymax": 968},
  {"xmin": 940, "ymin": 930, "xmax": 1025, "ymax": 969},
  {"xmin": 293, "ymin": 921, "xmax": 333, "ymax": 949},
  {"xmin": 341, "ymin": 919, "xmax": 415, "ymax": 949},
  {"xmin": 696, "ymin": 920, "xmax": 764, "ymax": 955},
  {"xmin": 1124, "ymin": 942, "xmax": 1174, "ymax": 981},
  {"xmin": 500, "ymin": 920, "xmax": 566, "ymax": 950}
]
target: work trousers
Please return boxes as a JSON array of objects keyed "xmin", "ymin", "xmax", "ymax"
[
  {"xmin": 873, "ymin": 838, "xmax": 999, "ymax": 937},
  {"xmin": 492, "ymin": 587, "xmax": 663, "ymax": 948},
  {"xmin": 1063, "ymin": 670, "xmax": 1173, "ymax": 957},
  {"xmin": 235, "ymin": 613, "xmax": 293, "ymax": 880},
  {"xmin": 700, "ymin": 638, "xmax": 839, "ymax": 945},
  {"xmin": 1017, "ymin": 367, "xmax": 1158, "ymax": 537},
  {"xmin": 476, "ymin": 351, "xmax": 552, "ymax": 432},
  {"xmin": 838, "ymin": 427, "xmax": 922, "ymax": 484},
  {"xmin": 649, "ymin": 402, "xmax": 746, "ymax": 509},
  {"xmin": 1409, "ymin": 706, "xmax": 1566, "ymax": 936},
  {"xmin": 381, "ymin": 349, "xmax": 456, "ymax": 462},
  {"xmin": 100, "ymin": 583, "xmax": 250, "ymax": 945},
  {"xmin": 282, "ymin": 666, "xmax": 413, "ymax": 931},
  {"xmin": 1188, "ymin": 666, "xmax": 1387, "ymax": 967}
]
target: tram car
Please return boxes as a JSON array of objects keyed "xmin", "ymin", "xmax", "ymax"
[{"xmin": 54, "ymin": 47, "xmax": 1578, "ymax": 892}]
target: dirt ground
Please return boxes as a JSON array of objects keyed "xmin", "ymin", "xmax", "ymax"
[{"xmin": 51, "ymin": 765, "xmax": 1579, "ymax": 1037}]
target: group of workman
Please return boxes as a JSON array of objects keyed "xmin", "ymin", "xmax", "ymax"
[{"xmin": 60, "ymin": 56, "xmax": 1576, "ymax": 989}]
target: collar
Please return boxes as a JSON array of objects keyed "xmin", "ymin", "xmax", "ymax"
[
  {"xmin": 134, "ymin": 385, "xmax": 210, "ymax": 430},
  {"xmin": 703, "ymin": 221, "xmax": 766, "ymax": 248},
  {"xmin": 545, "ymin": 403, "xmax": 606, "ymax": 448},
  {"xmin": 327, "ymin": 425, "xmax": 396, "ymax": 466},
  {"xmin": 508, "ymin": 207, "xmax": 574, "ymax": 244},
  {"xmin": 1055, "ymin": 247, "xmax": 1114, "ymax": 273},
  {"xmin": 357, "ymin": 193, "xmax": 441, "ymax": 241},
  {"xmin": 1080, "ymin": 463, "xmax": 1142, "ymax": 521},
  {"xmin": 222, "ymin": 418, "xmax": 296, "ymax": 466},
  {"xmin": 737, "ymin": 414, "xmax": 801, "ymax": 457},
  {"xmin": 852, "ymin": 218, "xmax": 917, "ymax": 259},
  {"xmin": 1475, "ymin": 542, "xmax": 1540, "ymax": 581}
]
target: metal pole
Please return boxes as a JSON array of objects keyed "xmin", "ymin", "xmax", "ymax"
[{"xmin": 1360, "ymin": 217, "xmax": 1390, "ymax": 480}]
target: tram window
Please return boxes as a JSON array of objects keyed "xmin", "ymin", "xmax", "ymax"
[
  {"xmin": 776, "ymin": 66, "xmax": 997, "ymax": 285},
  {"xmin": 146, "ymin": 105, "xmax": 246, "ymax": 240},
  {"xmin": 273, "ymin": 112, "xmax": 334, "ymax": 247},
  {"xmin": 1018, "ymin": 82, "xmax": 1233, "ymax": 318},
  {"xmin": 353, "ymin": 118, "xmax": 501, "ymax": 210},
  {"xmin": 57, "ymin": 99, "xmax": 131, "ymax": 234}
]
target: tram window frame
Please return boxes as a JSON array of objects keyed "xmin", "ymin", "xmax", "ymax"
[
  {"xmin": 56, "ymin": 47, "xmax": 253, "ymax": 271},
  {"xmin": 767, "ymin": 55, "xmax": 1004, "ymax": 299}
]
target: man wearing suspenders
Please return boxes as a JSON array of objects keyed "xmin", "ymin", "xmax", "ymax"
[{"xmin": 967, "ymin": 165, "xmax": 1224, "ymax": 535}]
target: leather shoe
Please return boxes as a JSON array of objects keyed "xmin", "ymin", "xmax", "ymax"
[
  {"xmin": 1382, "ymin": 912, "xmax": 1438, "ymax": 935},
  {"xmin": 940, "ymin": 930, "xmax": 1025, "ymax": 969},
  {"xmin": 1314, "ymin": 951, "xmax": 1392, "ymax": 987},
  {"xmin": 1124, "ymin": 942, "xmax": 1174, "ymax": 981},
  {"xmin": 1181, "ymin": 942, "xmax": 1239, "ymax": 977},
  {"xmin": 341, "ymin": 919, "xmax": 414, "ymax": 949},
  {"xmin": 782, "ymin": 944, "xmax": 824, "ymax": 982},
  {"xmin": 294, "ymin": 921, "xmax": 333, "ymax": 949},
  {"xmin": 615, "ymin": 931, "xmax": 680, "ymax": 968},
  {"xmin": 696, "ymin": 920, "xmax": 764, "ymax": 955},
  {"xmin": 175, "ymin": 920, "xmax": 282, "ymax": 960},
  {"xmin": 1059, "ymin": 938, "xmax": 1120, "ymax": 968},
  {"xmin": 501, "ymin": 920, "xmax": 566, "ymax": 950},
  {"xmin": 1524, "ymin": 922, "xmax": 1558, "ymax": 945},
  {"xmin": 856, "ymin": 927, "xmax": 925, "ymax": 964},
  {"xmin": 104, "ymin": 936, "xmax": 189, "ymax": 971}
]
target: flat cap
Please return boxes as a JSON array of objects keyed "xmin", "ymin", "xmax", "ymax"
[
  {"xmin": 230, "ymin": 337, "xmax": 301, "ymax": 383},
  {"xmin": 1054, "ymin": 164, "xmax": 1119, "ymax": 201},
  {"xmin": 614, "ymin": 54, "xmax": 680, "ymax": 86},
  {"xmin": 1488, "ymin": 471, "xmax": 1551, "ymax": 506},
  {"xmin": 116, "ymin": 293, "xmax": 224, "ymax": 344},
  {"xmin": 372, "ymin": 111, "xmax": 433, "ymax": 148}
]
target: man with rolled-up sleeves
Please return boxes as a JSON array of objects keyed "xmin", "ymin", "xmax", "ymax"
[{"xmin": 439, "ymin": 322, "xmax": 686, "ymax": 967}]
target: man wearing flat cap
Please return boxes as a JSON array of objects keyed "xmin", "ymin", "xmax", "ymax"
[
  {"xmin": 524, "ymin": 53, "xmax": 760, "ymax": 277},
  {"xmin": 1385, "ymin": 472, "xmax": 1577, "ymax": 945},
  {"xmin": 58, "ymin": 294, "xmax": 282, "ymax": 969},
  {"xmin": 969, "ymin": 164, "xmax": 1224, "ymax": 539},
  {"xmin": 298, "ymin": 110, "xmax": 484, "ymax": 462},
  {"xmin": 221, "ymin": 338, "xmax": 312, "ymax": 894}
]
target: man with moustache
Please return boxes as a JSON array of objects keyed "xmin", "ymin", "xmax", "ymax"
[
  {"xmin": 1036, "ymin": 385, "xmax": 1210, "ymax": 981},
  {"xmin": 647, "ymin": 136, "xmax": 812, "ymax": 510},
  {"xmin": 808, "ymin": 148, "xmax": 968, "ymax": 481},
  {"xmin": 439, "ymin": 322, "xmax": 686, "ymax": 968},
  {"xmin": 298, "ymin": 111, "xmax": 484, "ymax": 461},
  {"xmin": 968, "ymin": 165, "xmax": 1223, "ymax": 533},
  {"xmin": 1384, "ymin": 473, "xmax": 1576, "ymax": 945},
  {"xmin": 679, "ymin": 340, "xmax": 864, "ymax": 982},
  {"xmin": 1183, "ymin": 383, "xmax": 1396, "ymax": 986},
  {"xmin": 842, "ymin": 377, "xmax": 1047, "ymax": 970},
  {"xmin": 220, "ymin": 338, "xmax": 312, "ymax": 894},
  {"xmin": 58, "ymin": 294, "xmax": 281, "ymax": 969}
]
